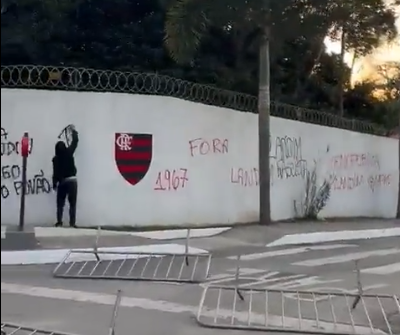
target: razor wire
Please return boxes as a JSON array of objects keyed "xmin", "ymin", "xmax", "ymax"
[{"xmin": 1, "ymin": 65, "xmax": 386, "ymax": 136}]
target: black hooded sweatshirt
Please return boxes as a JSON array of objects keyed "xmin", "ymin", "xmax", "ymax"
[{"xmin": 52, "ymin": 130, "xmax": 79, "ymax": 188}]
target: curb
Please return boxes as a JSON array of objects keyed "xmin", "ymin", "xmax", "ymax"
[
  {"xmin": 267, "ymin": 227, "xmax": 400, "ymax": 247},
  {"xmin": 1, "ymin": 244, "xmax": 209, "ymax": 265},
  {"xmin": 1, "ymin": 226, "xmax": 231, "ymax": 240}
]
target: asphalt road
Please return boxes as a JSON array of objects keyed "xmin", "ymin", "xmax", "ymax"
[{"xmin": 1, "ymin": 226, "xmax": 399, "ymax": 335}]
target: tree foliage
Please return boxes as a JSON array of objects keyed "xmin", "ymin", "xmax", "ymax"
[{"xmin": 1, "ymin": 0, "xmax": 399, "ymax": 129}]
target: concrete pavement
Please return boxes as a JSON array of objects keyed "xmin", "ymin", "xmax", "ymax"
[{"xmin": 1, "ymin": 219, "xmax": 400, "ymax": 335}]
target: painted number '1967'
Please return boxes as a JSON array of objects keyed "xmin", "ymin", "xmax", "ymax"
[{"xmin": 154, "ymin": 168, "xmax": 188, "ymax": 191}]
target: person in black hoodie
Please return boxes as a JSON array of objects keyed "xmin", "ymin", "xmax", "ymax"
[{"xmin": 52, "ymin": 125, "xmax": 79, "ymax": 227}]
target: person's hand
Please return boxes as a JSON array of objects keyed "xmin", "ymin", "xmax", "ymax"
[
  {"xmin": 70, "ymin": 125, "xmax": 78, "ymax": 135},
  {"xmin": 53, "ymin": 183, "xmax": 57, "ymax": 191}
]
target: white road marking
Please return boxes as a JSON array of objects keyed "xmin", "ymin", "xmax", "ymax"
[
  {"xmin": 267, "ymin": 276, "xmax": 342, "ymax": 290},
  {"xmin": 204, "ymin": 270, "xmax": 344, "ymax": 295},
  {"xmin": 361, "ymin": 262, "xmax": 400, "ymax": 275},
  {"xmin": 228, "ymin": 244, "xmax": 357, "ymax": 260},
  {"xmin": 1, "ymin": 226, "xmax": 230, "ymax": 239},
  {"xmin": 205, "ymin": 268, "xmax": 388, "ymax": 302},
  {"xmin": 284, "ymin": 284, "xmax": 388, "ymax": 302},
  {"xmin": 126, "ymin": 227, "xmax": 231, "ymax": 240},
  {"xmin": 236, "ymin": 273, "xmax": 301, "ymax": 288},
  {"xmin": 1, "ymin": 244, "xmax": 208, "ymax": 265},
  {"xmin": 207, "ymin": 273, "xmax": 306, "ymax": 288},
  {"xmin": 292, "ymin": 248, "xmax": 400, "ymax": 267},
  {"xmin": 206, "ymin": 268, "xmax": 271, "ymax": 282},
  {"xmin": 267, "ymin": 228, "xmax": 400, "ymax": 247},
  {"xmin": 234, "ymin": 267, "xmax": 268, "ymax": 275},
  {"xmin": 1, "ymin": 283, "xmax": 385, "ymax": 334}
]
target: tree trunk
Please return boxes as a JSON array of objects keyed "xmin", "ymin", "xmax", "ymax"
[
  {"xmin": 349, "ymin": 51, "xmax": 357, "ymax": 85},
  {"xmin": 258, "ymin": 25, "xmax": 271, "ymax": 225},
  {"xmin": 293, "ymin": 34, "xmax": 325, "ymax": 100},
  {"xmin": 307, "ymin": 34, "xmax": 326, "ymax": 79}
]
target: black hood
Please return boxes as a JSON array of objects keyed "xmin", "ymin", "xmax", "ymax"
[{"xmin": 55, "ymin": 141, "xmax": 67, "ymax": 157}]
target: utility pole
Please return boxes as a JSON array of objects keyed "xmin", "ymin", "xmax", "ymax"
[
  {"xmin": 258, "ymin": 5, "xmax": 271, "ymax": 225},
  {"xmin": 397, "ymin": 107, "xmax": 400, "ymax": 219}
]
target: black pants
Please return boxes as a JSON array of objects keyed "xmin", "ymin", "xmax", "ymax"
[{"xmin": 56, "ymin": 179, "xmax": 78, "ymax": 225}]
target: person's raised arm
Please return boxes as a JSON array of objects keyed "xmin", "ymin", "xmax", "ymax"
[{"xmin": 68, "ymin": 126, "xmax": 79, "ymax": 154}]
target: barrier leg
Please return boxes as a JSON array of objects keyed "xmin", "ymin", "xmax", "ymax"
[
  {"xmin": 235, "ymin": 255, "xmax": 244, "ymax": 301},
  {"xmin": 185, "ymin": 229, "xmax": 190, "ymax": 266},
  {"xmin": 93, "ymin": 227, "xmax": 101, "ymax": 261},
  {"xmin": 108, "ymin": 290, "xmax": 122, "ymax": 335},
  {"xmin": 352, "ymin": 260, "xmax": 363, "ymax": 310}
]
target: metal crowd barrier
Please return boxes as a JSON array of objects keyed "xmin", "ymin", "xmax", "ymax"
[
  {"xmin": 196, "ymin": 256, "xmax": 400, "ymax": 334},
  {"xmin": 1, "ymin": 290, "xmax": 123, "ymax": 335},
  {"xmin": 0, "ymin": 323, "xmax": 73, "ymax": 335},
  {"xmin": 53, "ymin": 228, "xmax": 212, "ymax": 283},
  {"xmin": 196, "ymin": 285, "xmax": 399, "ymax": 334}
]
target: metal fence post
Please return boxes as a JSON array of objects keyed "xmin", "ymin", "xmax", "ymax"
[{"xmin": 18, "ymin": 132, "xmax": 29, "ymax": 232}]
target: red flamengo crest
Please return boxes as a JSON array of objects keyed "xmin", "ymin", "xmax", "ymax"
[{"xmin": 114, "ymin": 133, "xmax": 153, "ymax": 186}]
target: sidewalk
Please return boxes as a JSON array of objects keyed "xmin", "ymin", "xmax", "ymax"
[
  {"xmin": 1, "ymin": 225, "xmax": 231, "ymax": 240},
  {"xmin": 209, "ymin": 218, "xmax": 400, "ymax": 248},
  {"xmin": 2, "ymin": 218, "xmax": 399, "ymax": 265},
  {"xmin": 2, "ymin": 218, "xmax": 399, "ymax": 250}
]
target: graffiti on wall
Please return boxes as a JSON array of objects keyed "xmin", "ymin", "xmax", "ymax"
[
  {"xmin": 329, "ymin": 153, "xmax": 391, "ymax": 192},
  {"xmin": 269, "ymin": 135, "xmax": 308, "ymax": 183},
  {"xmin": 113, "ymin": 132, "xmax": 391, "ymax": 195},
  {"xmin": 1, "ymin": 166, "xmax": 51, "ymax": 199},
  {"xmin": 114, "ymin": 133, "xmax": 153, "ymax": 186},
  {"xmin": 229, "ymin": 135, "xmax": 309, "ymax": 188},
  {"xmin": 226, "ymin": 135, "xmax": 310, "ymax": 187},
  {"xmin": 189, "ymin": 138, "xmax": 228, "ymax": 157},
  {"xmin": 154, "ymin": 168, "xmax": 189, "ymax": 191},
  {"xmin": 231, "ymin": 168, "xmax": 259, "ymax": 187},
  {"xmin": 1, "ymin": 128, "xmax": 51, "ymax": 200}
]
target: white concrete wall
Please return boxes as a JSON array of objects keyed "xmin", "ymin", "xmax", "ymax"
[{"xmin": 1, "ymin": 89, "xmax": 398, "ymax": 227}]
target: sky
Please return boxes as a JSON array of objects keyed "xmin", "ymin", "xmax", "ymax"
[{"xmin": 324, "ymin": 1, "xmax": 400, "ymax": 83}]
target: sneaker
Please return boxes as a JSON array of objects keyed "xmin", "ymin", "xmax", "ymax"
[
  {"xmin": 69, "ymin": 224, "xmax": 78, "ymax": 228},
  {"xmin": 55, "ymin": 222, "xmax": 63, "ymax": 227}
]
